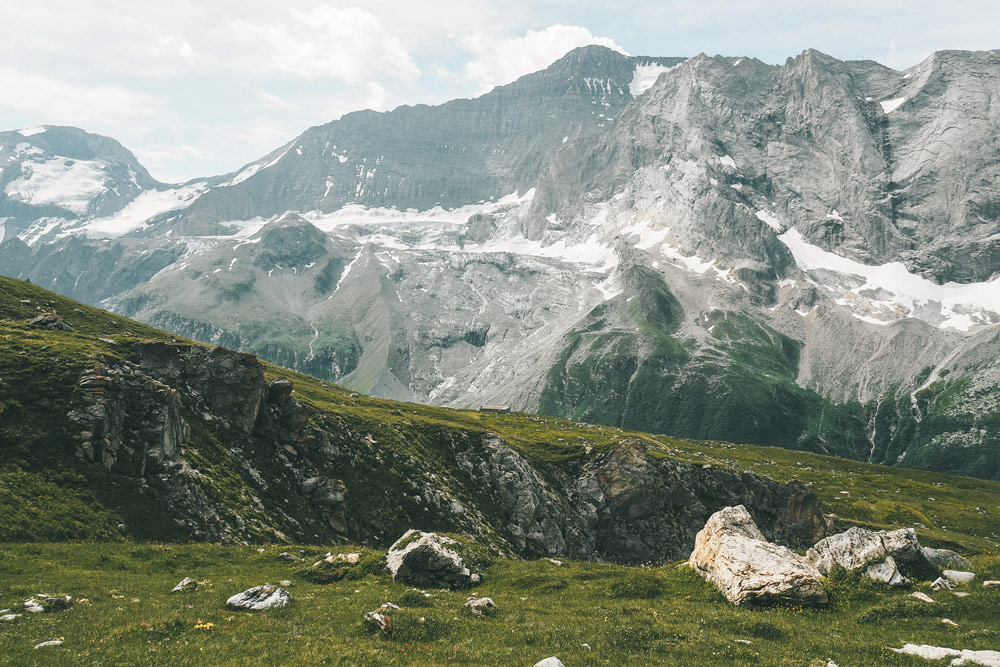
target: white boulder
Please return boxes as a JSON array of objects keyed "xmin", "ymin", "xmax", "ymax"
[
  {"xmin": 226, "ymin": 585, "xmax": 293, "ymax": 611},
  {"xmin": 172, "ymin": 577, "xmax": 197, "ymax": 592},
  {"xmin": 534, "ymin": 658, "xmax": 566, "ymax": 667},
  {"xmin": 942, "ymin": 570, "xmax": 975, "ymax": 584},
  {"xmin": 689, "ymin": 505, "xmax": 827, "ymax": 606},
  {"xmin": 806, "ymin": 527, "xmax": 924, "ymax": 575},
  {"xmin": 386, "ymin": 529, "xmax": 481, "ymax": 589}
]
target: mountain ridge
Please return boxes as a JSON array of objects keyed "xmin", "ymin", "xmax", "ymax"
[{"xmin": 2, "ymin": 45, "xmax": 1000, "ymax": 480}]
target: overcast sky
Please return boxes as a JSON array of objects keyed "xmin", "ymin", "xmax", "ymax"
[{"xmin": 3, "ymin": 1, "xmax": 997, "ymax": 182}]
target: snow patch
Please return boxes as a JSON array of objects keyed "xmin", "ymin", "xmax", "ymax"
[
  {"xmin": 17, "ymin": 125, "xmax": 48, "ymax": 137},
  {"xmin": 719, "ymin": 155, "xmax": 737, "ymax": 169},
  {"xmin": 755, "ymin": 210, "xmax": 784, "ymax": 232},
  {"xmin": 881, "ymin": 97, "xmax": 907, "ymax": 113},
  {"xmin": 305, "ymin": 189, "xmax": 534, "ymax": 230},
  {"xmin": 779, "ymin": 228, "xmax": 1000, "ymax": 331},
  {"xmin": 5, "ymin": 157, "xmax": 108, "ymax": 214},
  {"xmin": 80, "ymin": 182, "xmax": 208, "ymax": 236},
  {"xmin": 629, "ymin": 63, "xmax": 675, "ymax": 96}
]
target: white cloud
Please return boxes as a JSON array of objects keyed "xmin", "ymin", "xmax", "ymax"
[
  {"xmin": 456, "ymin": 24, "xmax": 628, "ymax": 95},
  {"xmin": 0, "ymin": 66, "xmax": 165, "ymax": 131},
  {"xmin": 224, "ymin": 6, "xmax": 419, "ymax": 83}
]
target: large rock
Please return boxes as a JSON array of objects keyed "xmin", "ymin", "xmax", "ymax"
[
  {"xmin": 689, "ymin": 505, "xmax": 827, "ymax": 606},
  {"xmin": 922, "ymin": 547, "xmax": 971, "ymax": 570},
  {"xmin": 386, "ymin": 530, "xmax": 481, "ymax": 589},
  {"xmin": 806, "ymin": 527, "xmax": 927, "ymax": 575},
  {"xmin": 226, "ymin": 585, "xmax": 293, "ymax": 611}
]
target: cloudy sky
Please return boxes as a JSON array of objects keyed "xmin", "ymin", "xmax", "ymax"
[{"xmin": 3, "ymin": 1, "xmax": 997, "ymax": 182}]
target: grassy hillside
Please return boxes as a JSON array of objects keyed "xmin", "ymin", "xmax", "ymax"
[
  {"xmin": 3, "ymin": 276, "xmax": 1000, "ymax": 665},
  {"xmin": 1, "ymin": 275, "xmax": 999, "ymax": 554}
]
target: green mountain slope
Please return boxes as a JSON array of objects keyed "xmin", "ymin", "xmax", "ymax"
[{"xmin": 1, "ymin": 275, "xmax": 999, "ymax": 558}]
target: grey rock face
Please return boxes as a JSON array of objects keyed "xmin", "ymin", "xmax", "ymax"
[
  {"xmin": 226, "ymin": 585, "xmax": 293, "ymax": 611},
  {"xmin": 171, "ymin": 47, "xmax": 683, "ymax": 225}
]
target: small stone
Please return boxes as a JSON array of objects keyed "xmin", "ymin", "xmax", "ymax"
[
  {"xmin": 226, "ymin": 585, "xmax": 293, "ymax": 612},
  {"xmin": 910, "ymin": 591, "xmax": 936, "ymax": 603},
  {"xmin": 277, "ymin": 552, "xmax": 302, "ymax": 563},
  {"xmin": 735, "ymin": 639, "xmax": 753, "ymax": 644},
  {"xmin": 1, "ymin": 614, "xmax": 21, "ymax": 622},
  {"xmin": 547, "ymin": 558, "xmax": 563, "ymax": 566},
  {"xmin": 984, "ymin": 580, "xmax": 1000, "ymax": 587},
  {"xmin": 942, "ymin": 570, "xmax": 975, "ymax": 584},
  {"xmin": 940, "ymin": 618, "xmax": 959, "ymax": 627},
  {"xmin": 931, "ymin": 577, "xmax": 955, "ymax": 591},
  {"xmin": 280, "ymin": 580, "xmax": 292, "ymax": 587},
  {"xmin": 464, "ymin": 596, "xmax": 497, "ymax": 617},
  {"xmin": 533, "ymin": 658, "xmax": 566, "ymax": 667},
  {"xmin": 172, "ymin": 577, "xmax": 198, "ymax": 593},
  {"xmin": 34, "ymin": 640, "xmax": 63, "ymax": 649},
  {"xmin": 364, "ymin": 603, "xmax": 399, "ymax": 634},
  {"xmin": 23, "ymin": 594, "xmax": 72, "ymax": 613},
  {"xmin": 953, "ymin": 591, "xmax": 969, "ymax": 597}
]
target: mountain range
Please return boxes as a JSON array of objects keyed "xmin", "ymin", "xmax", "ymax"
[{"xmin": 2, "ymin": 45, "xmax": 999, "ymax": 480}]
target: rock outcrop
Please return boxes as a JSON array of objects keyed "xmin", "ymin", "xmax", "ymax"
[
  {"xmin": 689, "ymin": 505, "xmax": 828, "ymax": 606},
  {"xmin": 59, "ymin": 336, "xmax": 826, "ymax": 559},
  {"xmin": 29, "ymin": 313, "xmax": 72, "ymax": 331}
]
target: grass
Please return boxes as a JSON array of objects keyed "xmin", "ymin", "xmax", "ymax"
[{"xmin": 0, "ymin": 542, "xmax": 998, "ymax": 666}]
